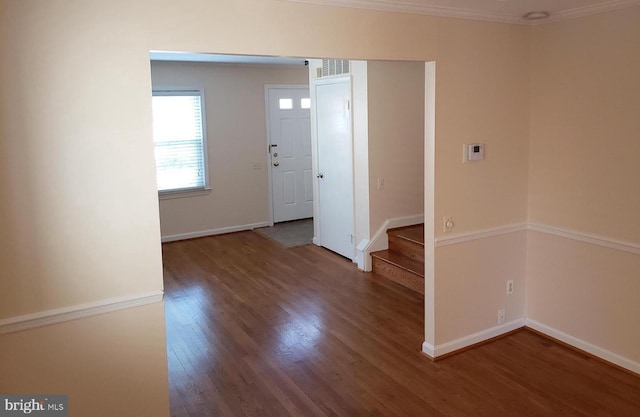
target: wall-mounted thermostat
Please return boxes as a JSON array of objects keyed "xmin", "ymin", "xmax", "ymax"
[{"xmin": 464, "ymin": 143, "xmax": 485, "ymax": 162}]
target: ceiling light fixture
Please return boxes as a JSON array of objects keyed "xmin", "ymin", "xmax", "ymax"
[{"xmin": 523, "ymin": 11, "xmax": 550, "ymax": 20}]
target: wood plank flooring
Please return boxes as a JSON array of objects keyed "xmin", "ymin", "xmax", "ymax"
[{"xmin": 162, "ymin": 231, "xmax": 640, "ymax": 417}]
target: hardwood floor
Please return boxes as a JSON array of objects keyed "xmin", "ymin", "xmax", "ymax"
[{"xmin": 162, "ymin": 231, "xmax": 640, "ymax": 417}]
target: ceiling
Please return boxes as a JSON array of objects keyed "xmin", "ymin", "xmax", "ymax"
[{"xmin": 284, "ymin": 0, "xmax": 640, "ymax": 24}]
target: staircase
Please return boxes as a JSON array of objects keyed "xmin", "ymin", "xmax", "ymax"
[{"xmin": 370, "ymin": 224, "xmax": 424, "ymax": 294}]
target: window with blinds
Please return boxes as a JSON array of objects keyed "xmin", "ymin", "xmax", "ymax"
[{"xmin": 151, "ymin": 89, "xmax": 208, "ymax": 193}]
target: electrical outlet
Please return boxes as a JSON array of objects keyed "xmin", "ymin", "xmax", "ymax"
[
  {"xmin": 506, "ymin": 280, "xmax": 514, "ymax": 295},
  {"xmin": 498, "ymin": 308, "xmax": 506, "ymax": 324},
  {"xmin": 443, "ymin": 216, "xmax": 454, "ymax": 233}
]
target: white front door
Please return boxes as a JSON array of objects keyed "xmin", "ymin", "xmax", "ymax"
[
  {"xmin": 267, "ymin": 86, "xmax": 313, "ymax": 223},
  {"xmin": 314, "ymin": 77, "xmax": 355, "ymax": 260}
]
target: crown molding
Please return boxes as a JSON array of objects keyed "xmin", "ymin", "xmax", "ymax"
[
  {"xmin": 539, "ymin": 0, "xmax": 640, "ymax": 24},
  {"xmin": 282, "ymin": 0, "xmax": 640, "ymax": 25},
  {"xmin": 283, "ymin": 0, "xmax": 523, "ymax": 24}
]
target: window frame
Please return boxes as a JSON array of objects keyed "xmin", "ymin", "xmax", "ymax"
[{"xmin": 151, "ymin": 86, "xmax": 211, "ymax": 199}]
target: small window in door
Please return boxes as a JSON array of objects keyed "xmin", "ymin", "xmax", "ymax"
[
  {"xmin": 300, "ymin": 98, "xmax": 311, "ymax": 109},
  {"xmin": 279, "ymin": 98, "xmax": 293, "ymax": 110}
]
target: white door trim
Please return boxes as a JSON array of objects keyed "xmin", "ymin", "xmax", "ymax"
[
  {"xmin": 311, "ymin": 75, "xmax": 352, "ymax": 87},
  {"xmin": 424, "ymin": 61, "xmax": 437, "ymax": 353},
  {"xmin": 264, "ymin": 84, "xmax": 311, "ymax": 226}
]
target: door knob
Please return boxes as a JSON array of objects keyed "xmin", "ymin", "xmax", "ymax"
[
  {"xmin": 316, "ymin": 173, "xmax": 324, "ymax": 179},
  {"xmin": 273, "ymin": 162, "xmax": 280, "ymax": 167}
]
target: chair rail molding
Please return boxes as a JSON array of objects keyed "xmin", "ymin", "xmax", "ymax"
[{"xmin": 0, "ymin": 291, "xmax": 164, "ymax": 335}]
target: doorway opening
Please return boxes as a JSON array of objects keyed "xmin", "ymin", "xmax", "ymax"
[
  {"xmin": 263, "ymin": 84, "xmax": 315, "ymax": 247},
  {"xmin": 150, "ymin": 51, "xmax": 436, "ymax": 415}
]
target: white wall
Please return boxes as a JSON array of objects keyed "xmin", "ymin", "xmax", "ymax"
[{"xmin": 151, "ymin": 61, "xmax": 308, "ymax": 239}]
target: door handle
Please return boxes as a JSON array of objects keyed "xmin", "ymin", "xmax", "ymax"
[
  {"xmin": 273, "ymin": 162, "xmax": 280, "ymax": 167},
  {"xmin": 316, "ymin": 173, "xmax": 324, "ymax": 179}
]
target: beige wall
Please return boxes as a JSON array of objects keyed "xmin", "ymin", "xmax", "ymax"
[
  {"xmin": 1, "ymin": 1, "xmax": 170, "ymax": 413},
  {"xmin": 367, "ymin": 60, "xmax": 425, "ymax": 233},
  {"xmin": 526, "ymin": 233, "xmax": 640, "ymax": 362},
  {"xmin": 0, "ymin": 4, "xmax": 164, "ymax": 320},
  {"xmin": 529, "ymin": 9, "xmax": 640, "ymax": 242},
  {"xmin": 6, "ymin": 0, "xmax": 637, "ymax": 411},
  {"xmin": 433, "ymin": 18, "xmax": 531, "ymax": 236},
  {"xmin": 1, "ymin": 3, "xmax": 532, "ymax": 406},
  {"xmin": 0, "ymin": 303, "xmax": 169, "ymax": 417},
  {"xmin": 436, "ymin": 232, "xmax": 527, "ymax": 343},
  {"xmin": 431, "ymin": 19, "xmax": 531, "ymax": 344},
  {"xmin": 150, "ymin": 61, "xmax": 308, "ymax": 238},
  {"xmin": 527, "ymin": 8, "xmax": 640, "ymax": 364}
]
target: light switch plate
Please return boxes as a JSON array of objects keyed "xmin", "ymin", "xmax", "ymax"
[{"xmin": 464, "ymin": 143, "xmax": 485, "ymax": 162}]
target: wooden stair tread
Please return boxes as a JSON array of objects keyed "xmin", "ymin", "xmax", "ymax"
[
  {"xmin": 370, "ymin": 223, "xmax": 425, "ymax": 294},
  {"xmin": 388, "ymin": 224, "xmax": 424, "ymax": 245},
  {"xmin": 370, "ymin": 250, "xmax": 424, "ymax": 277}
]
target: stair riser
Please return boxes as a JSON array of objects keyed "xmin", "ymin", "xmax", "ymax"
[
  {"xmin": 372, "ymin": 257, "xmax": 424, "ymax": 295},
  {"xmin": 388, "ymin": 235, "xmax": 424, "ymax": 263}
]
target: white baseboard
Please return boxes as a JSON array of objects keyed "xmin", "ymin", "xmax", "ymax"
[
  {"xmin": 355, "ymin": 239, "xmax": 369, "ymax": 270},
  {"xmin": 362, "ymin": 214, "xmax": 424, "ymax": 271},
  {"xmin": 525, "ymin": 319, "xmax": 640, "ymax": 375},
  {"xmin": 421, "ymin": 317, "xmax": 639, "ymax": 375},
  {"xmin": 0, "ymin": 290, "xmax": 164, "ymax": 335},
  {"xmin": 161, "ymin": 222, "xmax": 270, "ymax": 242},
  {"xmin": 422, "ymin": 341, "xmax": 435, "ymax": 357},
  {"xmin": 428, "ymin": 319, "xmax": 526, "ymax": 357}
]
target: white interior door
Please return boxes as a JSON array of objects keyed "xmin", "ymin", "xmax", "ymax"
[
  {"xmin": 315, "ymin": 77, "xmax": 355, "ymax": 259},
  {"xmin": 267, "ymin": 86, "xmax": 313, "ymax": 223}
]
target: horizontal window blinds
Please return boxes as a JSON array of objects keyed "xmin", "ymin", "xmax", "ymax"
[{"xmin": 152, "ymin": 90, "xmax": 206, "ymax": 192}]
